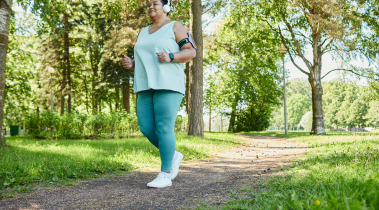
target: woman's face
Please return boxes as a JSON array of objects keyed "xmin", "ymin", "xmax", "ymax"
[{"xmin": 148, "ymin": 0, "xmax": 165, "ymax": 18}]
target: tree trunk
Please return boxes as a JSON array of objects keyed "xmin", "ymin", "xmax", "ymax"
[
  {"xmin": 60, "ymin": 57, "xmax": 66, "ymax": 114},
  {"xmin": 185, "ymin": 3, "xmax": 192, "ymax": 116},
  {"xmin": 135, "ymin": 93, "xmax": 138, "ymax": 114},
  {"xmin": 0, "ymin": 0, "xmax": 13, "ymax": 147},
  {"xmin": 187, "ymin": 0, "xmax": 203, "ymax": 137},
  {"xmin": 309, "ymin": 71, "xmax": 326, "ymax": 135},
  {"xmin": 90, "ymin": 52, "xmax": 98, "ymax": 114},
  {"xmin": 308, "ymin": 33, "xmax": 326, "ymax": 135},
  {"xmin": 220, "ymin": 114, "xmax": 223, "ymax": 132},
  {"xmin": 228, "ymin": 94, "xmax": 239, "ymax": 132},
  {"xmin": 93, "ymin": 95, "xmax": 98, "ymax": 113},
  {"xmin": 99, "ymin": 98, "xmax": 101, "ymax": 112},
  {"xmin": 209, "ymin": 104, "xmax": 211, "ymax": 132},
  {"xmin": 63, "ymin": 13, "xmax": 71, "ymax": 113},
  {"xmin": 84, "ymin": 76, "xmax": 89, "ymax": 113},
  {"xmin": 115, "ymin": 87, "xmax": 119, "ymax": 111},
  {"xmin": 123, "ymin": 79, "xmax": 130, "ymax": 113},
  {"xmin": 185, "ymin": 62, "xmax": 191, "ymax": 115}
]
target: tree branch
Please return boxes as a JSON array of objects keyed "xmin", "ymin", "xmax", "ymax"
[
  {"xmin": 279, "ymin": 10, "xmax": 313, "ymax": 70},
  {"xmin": 299, "ymin": 4, "xmax": 313, "ymax": 28},
  {"xmin": 319, "ymin": 38, "xmax": 334, "ymax": 58},
  {"xmin": 321, "ymin": 68, "xmax": 363, "ymax": 80},
  {"xmin": 262, "ymin": 18, "xmax": 280, "ymax": 34},
  {"xmin": 295, "ymin": 31, "xmax": 312, "ymax": 43},
  {"xmin": 359, "ymin": 50, "xmax": 379, "ymax": 70},
  {"xmin": 277, "ymin": 26, "xmax": 310, "ymax": 76},
  {"xmin": 320, "ymin": 37, "xmax": 329, "ymax": 47}
]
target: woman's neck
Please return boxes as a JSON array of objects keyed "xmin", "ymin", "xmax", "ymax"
[{"xmin": 152, "ymin": 15, "xmax": 168, "ymax": 26}]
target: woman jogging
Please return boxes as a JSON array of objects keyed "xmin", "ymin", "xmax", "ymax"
[{"xmin": 122, "ymin": 0, "xmax": 196, "ymax": 188}]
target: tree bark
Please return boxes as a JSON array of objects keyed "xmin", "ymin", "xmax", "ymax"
[
  {"xmin": 84, "ymin": 76, "xmax": 89, "ymax": 113},
  {"xmin": 220, "ymin": 114, "xmax": 223, "ymax": 132},
  {"xmin": 185, "ymin": 0, "xmax": 193, "ymax": 125},
  {"xmin": 187, "ymin": 0, "xmax": 203, "ymax": 137},
  {"xmin": 0, "ymin": 0, "xmax": 12, "ymax": 147},
  {"xmin": 99, "ymin": 98, "xmax": 101, "ymax": 112},
  {"xmin": 90, "ymin": 45, "xmax": 98, "ymax": 114},
  {"xmin": 122, "ymin": 79, "xmax": 130, "ymax": 113},
  {"xmin": 63, "ymin": 13, "xmax": 71, "ymax": 113},
  {"xmin": 61, "ymin": 59, "xmax": 66, "ymax": 115},
  {"xmin": 115, "ymin": 87, "xmax": 119, "ymax": 111},
  {"xmin": 228, "ymin": 94, "xmax": 239, "ymax": 132},
  {"xmin": 309, "ymin": 69, "xmax": 326, "ymax": 135},
  {"xmin": 185, "ymin": 62, "xmax": 191, "ymax": 115},
  {"xmin": 209, "ymin": 104, "xmax": 211, "ymax": 132},
  {"xmin": 135, "ymin": 93, "xmax": 138, "ymax": 114}
]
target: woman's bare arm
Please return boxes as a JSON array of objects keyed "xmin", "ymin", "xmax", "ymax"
[
  {"xmin": 172, "ymin": 22, "xmax": 196, "ymax": 63},
  {"xmin": 156, "ymin": 22, "xmax": 196, "ymax": 63}
]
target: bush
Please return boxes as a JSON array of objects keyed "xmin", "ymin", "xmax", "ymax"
[
  {"xmin": 175, "ymin": 115, "xmax": 187, "ymax": 132},
  {"xmin": 25, "ymin": 111, "xmax": 140, "ymax": 139},
  {"xmin": 235, "ymin": 106, "xmax": 271, "ymax": 132}
]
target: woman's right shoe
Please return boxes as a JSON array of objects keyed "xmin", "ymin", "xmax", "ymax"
[
  {"xmin": 147, "ymin": 173, "xmax": 172, "ymax": 188},
  {"xmin": 171, "ymin": 152, "xmax": 183, "ymax": 180}
]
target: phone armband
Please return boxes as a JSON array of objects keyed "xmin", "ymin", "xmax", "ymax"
[{"xmin": 178, "ymin": 32, "xmax": 197, "ymax": 49}]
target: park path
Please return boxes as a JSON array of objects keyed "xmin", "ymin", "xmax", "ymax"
[{"xmin": 0, "ymin": 135, "xmax": 307, "ymax": 210}]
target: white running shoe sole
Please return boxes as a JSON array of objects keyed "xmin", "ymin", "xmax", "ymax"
[
  {"xmin": 147, "ymin": 182, "xmax": 172, "ymax": 188},
  {"xmin": 171, "ymin": 152, "xmax": 183, "ymax": 180}
]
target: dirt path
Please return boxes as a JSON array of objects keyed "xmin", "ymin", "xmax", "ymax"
[{"xmin": 0, "ymin": 135, "xmax": 307, "ymax": 210}]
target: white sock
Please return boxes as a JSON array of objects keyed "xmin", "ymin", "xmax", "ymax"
[
  {"xmin": 173, "ymin": 151, "xmax": 179, "ymax": 161},
  {"xmin": 160, "ymin": 172, "xmax": 171, "ymax": 179}
]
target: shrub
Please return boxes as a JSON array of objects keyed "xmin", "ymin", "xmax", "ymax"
[{"xmin": 25, "ymin": 111, "xmax": 140, "ymax": 139}]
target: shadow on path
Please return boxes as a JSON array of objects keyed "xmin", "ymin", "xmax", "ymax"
[{"xmin": 0, "ymin": 135, "xmax": 307, "ymax": 210}]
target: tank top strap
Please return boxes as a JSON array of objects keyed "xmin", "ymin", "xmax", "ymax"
[{"xmin": 162, "ymin": 21, "xmax": 176, "ymax": 40}]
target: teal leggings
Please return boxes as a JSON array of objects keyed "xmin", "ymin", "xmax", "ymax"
[{"xmin": 137, "ymin": 89, "xmax": 183, "ymax": 171}]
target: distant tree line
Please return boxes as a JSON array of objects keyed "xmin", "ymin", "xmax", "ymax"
[{"xmin": 271, "ymin": 78, "xmax": 379, "ymax": 130}]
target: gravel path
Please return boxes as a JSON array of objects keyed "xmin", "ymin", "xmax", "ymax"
[{"xmin": 0, "ymin": 134, "xmax": 307, "ymax": 210}]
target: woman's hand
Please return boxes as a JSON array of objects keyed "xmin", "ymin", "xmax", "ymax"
[
  {"xmin": 156, "ymin": 52, "xmax": 171, "ymax": 63},
  {"xmin": 122, "ymin": 55, "xmax": 134, "ymax": 69}
]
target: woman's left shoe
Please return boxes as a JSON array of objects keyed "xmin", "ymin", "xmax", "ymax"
[
  {"xmin": 147, "ymin": 173, "xmax": 172, "ymax": 188},
  {"xmin": 171, "ymin": 152, "xmax": 183, "ymax": 180}
]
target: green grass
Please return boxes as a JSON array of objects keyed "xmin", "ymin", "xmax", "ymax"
[
  {"xmin": 0, "ymin": 132, "xmax": 245, "ymax": 198},
  {"xmin": 215, "ymin": 131, "xmax": 379, "ymax": 210}
]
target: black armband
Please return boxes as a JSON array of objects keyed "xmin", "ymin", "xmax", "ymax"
[
  {"xmin": 178, "ymin": 32, "xmax": 197, "ymax": 49},
  {"xmin": 178, "ymin": 38, "xmax": 190, "ymax": 49}
]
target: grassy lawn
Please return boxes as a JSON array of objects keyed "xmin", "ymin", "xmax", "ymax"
[
  {"xmin": 215, "ymin": 131, "xmax": 379, "ymax": 210},
  {"xmin": 0, "ymin": 132, "xmax": 245, "ymax": 198}
]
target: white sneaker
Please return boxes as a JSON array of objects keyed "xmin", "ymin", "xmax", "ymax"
[
  {"xmin": 147, "ymin": 173, "xmax": 172, "ymax": 188},
  {"xmin": 171, "ymin": 152, "xmax": 183, "ymax": 180}
]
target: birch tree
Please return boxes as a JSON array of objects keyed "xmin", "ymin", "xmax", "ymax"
[{"xmin": 0, "ymin": 0, "xmax": 13, "ymax": 146}]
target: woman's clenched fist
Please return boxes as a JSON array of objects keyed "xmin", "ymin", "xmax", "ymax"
[{"xmin": 122, "ymin": 55, "xmax": 134, "ymax": 69}]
